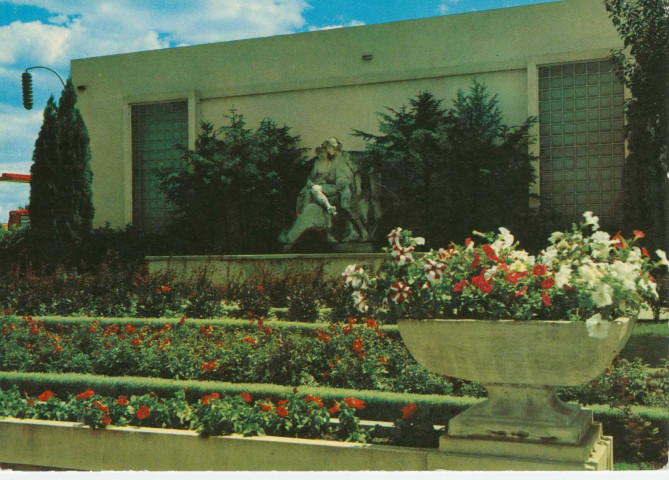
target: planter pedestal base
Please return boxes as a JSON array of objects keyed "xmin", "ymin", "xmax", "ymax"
[
  {"xmin": 447, "ymin": 384, "xmax": 593, "ymax": 443},
  {"xmin": 436, "ymin": 422, "xmax": 613, "ymax": 471}
]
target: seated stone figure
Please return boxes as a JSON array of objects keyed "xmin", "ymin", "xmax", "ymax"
[{"xmin": 279, "ymin": 137, "xmax": 379, "ymax": 248}]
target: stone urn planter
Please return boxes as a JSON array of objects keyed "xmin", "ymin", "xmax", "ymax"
[{"xmin": 397, "ymin": 316, "xmax": 636, "ymax": 445}]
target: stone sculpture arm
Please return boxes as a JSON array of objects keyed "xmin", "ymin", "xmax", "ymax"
[{"xmin": 310, "ymin": 183, "xmax": 337, "ymax": 216}]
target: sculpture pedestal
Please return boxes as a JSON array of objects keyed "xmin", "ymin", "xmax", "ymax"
[{"xmin": 432, "ymin": 423, "xmax": 613, "ymax": 471}]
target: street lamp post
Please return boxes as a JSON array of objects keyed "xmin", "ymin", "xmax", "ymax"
[{"xmin": 21, "ymin": 66, "xmax": 66, "ymax": 110}]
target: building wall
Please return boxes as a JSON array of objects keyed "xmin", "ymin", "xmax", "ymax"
[{"xmin": 70, "ymin": 0, "xmax": 623, "ymax": 229}]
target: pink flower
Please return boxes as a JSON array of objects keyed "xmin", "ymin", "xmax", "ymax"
[{"xmin": 390, "ymin": 281, "xmax": 412, "ymax": 304}]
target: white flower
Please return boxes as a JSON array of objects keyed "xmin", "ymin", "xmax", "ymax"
[
  {"xmin": 656, "ymin": 250, "xmax": 669, "ymax": 268},
  {"xmin": 424, "ymin": 259, "xmax": 446, "ymax": 282},
  {"xmin": 351, "ymin": 291, "xmax": 368, "ymax": 313},
  {"xmin": 591, "ymin": 231, "xmax": 612, "ymax": 246},
  {"xmin": 509, "ymin": 260, "xmax": 527, "ymax": 272},
  {"xmin": 548, "ymin": 231, "xmax": 563, "ymax": 244},
  {"xmin": 591, "ymin": 283, "xmax": 613, "ymax": 308},
  {"xmin": 342, "ymin": 264, "xmax": 367, "ymax": 289},
  {"xmin": 392, "ymin": 246, "xmax": 414, "ymax": 265},
  {"xmin": 495, "ymin": 227, "xmax": 514, "ymax": 250},
  {"xmin": 555, "ymin": 265, "xmax": 572, "ymax": 289},
  {"xmin": 609, "ymin": 261, "xmax": 638, "ymax": 291},
  {"xmin": 578, "ymin": 261, "xmax": 603, "ymax": 287},
  {"xmin": 640, "ymin": 278, "xmax": 659, "ymax": 298},
  {"xmin": 583, "ymin": 211, "xmax": 600, "ymax": 229},
  {"xmin": 411, "ymin": 237, "xmax": 426, "ymax": 247},
  {"xmin": 390, "ymin": 281, "xmax": 412, "ymax": 304},
  {"xmin": 540, "ymin": 246, "xmax": 559, "ymax": 267},
  {"xmin": 585, "ymin": 313, "xmax": 611, "ymax": 339},
  {"xmin": 386, "ymin": 227, "xmax": 403, "ymax": 247}
]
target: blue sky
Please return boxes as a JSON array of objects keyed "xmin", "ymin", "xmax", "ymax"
[{"xmin": 0, "ymin": 0, "xmax": 562, "ymax": 222}]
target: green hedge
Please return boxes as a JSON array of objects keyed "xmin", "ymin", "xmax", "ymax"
[{"xmin": 0, "ymin": 370, "xmax": 666, "ymax": 465}]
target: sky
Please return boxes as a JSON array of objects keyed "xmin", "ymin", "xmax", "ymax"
[{"xmin": 0, "ymin": 0, "xmax": 562, "ymax": 222}]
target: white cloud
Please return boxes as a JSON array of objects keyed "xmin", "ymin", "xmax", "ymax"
[
  {"xmin": 307, "ymin": 19, "xmax": 365, "ymax": 32},
  {"xmin": 439, "ymin": 0, "xmax": 460, "ymax": 15}
]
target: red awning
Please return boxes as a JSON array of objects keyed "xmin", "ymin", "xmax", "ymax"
[{"xmin": 0, "ymin": 173, "xmax": 31, "ymax": 183}]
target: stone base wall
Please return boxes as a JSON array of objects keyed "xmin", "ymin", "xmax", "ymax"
[{"xmin": 146, "ymin": 253, "xmax": 387, "ymax": 284}]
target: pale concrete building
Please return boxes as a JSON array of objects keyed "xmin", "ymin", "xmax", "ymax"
[{"xmin": 70, "ymin": 0, "xmax": 625, "ymax": 233}]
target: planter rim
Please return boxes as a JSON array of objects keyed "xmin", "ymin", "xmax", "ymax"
[{"xmin": 398, "ymin": 317, "xmax": 632, "ymax": 325}]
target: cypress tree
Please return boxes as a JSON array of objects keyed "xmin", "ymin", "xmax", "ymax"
[
  {"xmin": 29, "ymin": 96, "xmax": 59, "ymax": 245},
  {"xmin": 28, "ymin": 79, "xmax": 94, "ymax": 265},
  {"xmin": 55, "ymin": 78, "xmax": 94, "ymax": 248}
]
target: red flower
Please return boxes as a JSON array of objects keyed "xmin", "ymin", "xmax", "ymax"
[
  {"xmin": 136, "ymin": 405, "xmax": 150, "ymax": 420},
  {"xmin": 89, "ymin": 325, "xmax": 96, "ymax": 334},
  {"xmin": 242, "ymin": 336, "xmax": 257, "ymax": 345},
  {"xmin": 131, "ymin": 337, "xmax": 141, "ymax": 348},
  {"xmin": 347, "ymin": 317, "xmax": 358, "ymax": 326},
  {"xmin": 201, "ymin": 393, "xmax": 221, "ymax": 405},
  {"xmin": 468, "ymin": 253, "xmax": 481, "ymax": 270},
  {"xmin": 117, "ymin": 396, "xmax": 129, "ymax": 406},
  {"xmin": 464, "ymin": 238, "xmax": 473, "ymax": 248},
  {"xmin": 343, "ymin": 397, "xmax": 365, "ymax": 410},
  {"xmin": 452, "ymin": 279, "xmax": 468, "ymax": 292},
  {"xmin": 304, "ymin": 395, "xmax": 324, "ymax": 408},
  {"xmin": 257, "ymin": 285, "xmax": 265, "ymax": 295},
  {"xmin": 240, "ymin": 392, "xmax": 252, "ymax": 403},
  {"xmin": 179, "ymin": 315, "xmax": 186, "ymax": 326},
  {"xmin": 76, "ymin": 389, "xmax": 95, "ymax": 400},
  {"xmin": 642, "ymin": 247, "xmax": 651, "ymax": 259},
  {"xmin": 201, "ymin": 360, "xmax": 218, "ymax": 372},
  {"xmin": 125, "ymin": 323, "xmax": 137, "ymax": 334},
  {"xmin": 37, "ymin": 390, "xmax": 55, "ymax": 402},
  {"xmin": 276, "ymin": 406, "xmax": 288, "ymax": 418},
  {"xmin": 54, "ymin": 344, "xmax": 63, "ymax": 352},
  {"xmin": 378, "ymin": 356, "xmax": 387, "ymax": 364},
  {"xmin": 102, "ymin": 413, "xmax": 111, "ymax": 426},
  {"xmin": 514, "ymin": 286, "xmax": 528, "ymax": 297},
  {"xmin": 263, "ymin": 326, "xmax": 272, "ymax": 335},
  {"xmin": 532, "ymin": 264, "xmax": 549, "ymax": 277},
  {"xmin": 352, "ymin": 336, "xmax": 363, "ymax": 354},
  {"xmin": 315, "ymin": 329, "xmax": 331, "ymax": 343},
  {"xmin": 541, "ymin": 277, "xmax": 555, "ymax": 290},
  {"xmin": 364, "ymin": 318, "xmax": 377, "ymax": 329},
  {"xmin": 30, "ymin": 325, "xmax": 39, "ymax": 335},
  {"xmin": 160, "ymin": 285, "xmax": 171, "ymax": 293},
  {"xmin": 328, "ymin": 404, "xmax": 340, "ymax": 415},
  {"xmin": 505, "ymin": 271, "xmax": 528, "ymax": 285},
  {"xmin": 482, "ymin": 245, "xmax": 502, "ymax": 263},
  {"xmin": 93, "ymin": 400, "xmax": 109, "ymax": 413},
  {"xmin": 277, "ymin": 399, "xmax": 288, "ymax": 407},
  {"xmin": 471, "ymin": 275, "xmax": 493, "ymax": 294},
  {"xmin": 342, "ymin": 324, "xmax": 354, "ymax": 335},
  {"xmin": 633, "ymin": 230, "xmax": 645, "ymax": 239},
  {"xmin": 401, "ymin": 402, "xmax": 418, "ymax": 420},
  {"xmin": 541, "ymin": 292, "xmax": 551, "ymax": 307},
  {"xmin": 258, "ymin": 402, "xmax": 272, "ymax": 412}
]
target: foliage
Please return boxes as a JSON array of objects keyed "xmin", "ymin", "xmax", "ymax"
[
  {"xmin": 159, "ymin": 113, "xmax": 309, "ymax": 254},
  {"xmin": 605, "ymin": 0, "xmax": 669, "ymax": 252},
  {"xmin": 343, "ymin": 213, "xmax": 667, "ymax": 326},
  {"xmin": 0, "ymin": 314, "xmax": 453, "ymax": 395},
  {"xmin": 29, "ymin": 79, "xmax": 94, "ymax": 266},
  {"xmin": 286, "ymin": 285, "xmax": 321, "ymax": 323},
  {"xmin": 354, "ymin": 82, "xmax": 537, "ymax": 247}
]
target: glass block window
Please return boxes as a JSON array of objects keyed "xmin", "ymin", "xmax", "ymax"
[
  {"xmin": 539, "ymin": 60, "xmax": 625, "ymax": 228},
  {"xmin": 131, "ymin": 101, "xmax": 188, "ymax": 233}
]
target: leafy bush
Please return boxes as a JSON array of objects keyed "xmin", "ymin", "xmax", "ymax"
[
  {"xmin": 159, "ymin": 113, "xmax": 310, "ymax": 254},
  {"xmin": 286, "ymin": 285, "xmax": 321, "ymax": 323},
  {"xmin": 354, "ymin": 82, "xmax": 537, "ymax": 247}
]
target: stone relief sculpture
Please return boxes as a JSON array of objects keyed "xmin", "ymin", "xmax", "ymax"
[{"xmin": 279, "ymin": 137, "xmax": 381, "ymax": 250}]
